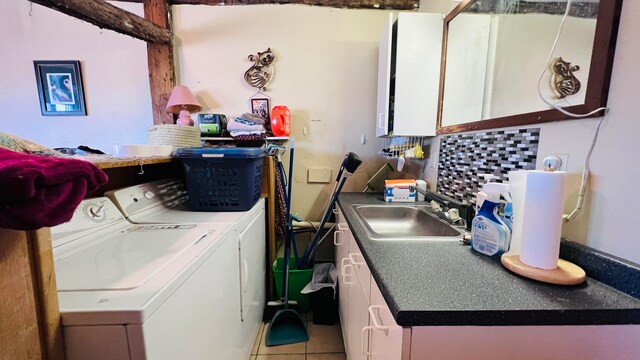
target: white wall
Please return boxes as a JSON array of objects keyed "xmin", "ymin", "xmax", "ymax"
[
  {"xmin": 424, "ymin": 0, "xmax": 640, "ymax": 264},
  {"xmin": 172, "ymin": 5, "xmax": 390, "ymax": 220},
  {"xmin": 0, "ymin": 1, "xmax": 152, "ymax": 153}
]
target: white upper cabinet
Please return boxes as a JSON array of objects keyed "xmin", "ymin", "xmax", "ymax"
[{"xmin": 376, "ymin": 13, "xmax": 443, "ymax": 137}]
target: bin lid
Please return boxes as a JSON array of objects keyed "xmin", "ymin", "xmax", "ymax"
[{"xmin": 176, "ymin": 147, "xmax": 265, "ymax": 159}]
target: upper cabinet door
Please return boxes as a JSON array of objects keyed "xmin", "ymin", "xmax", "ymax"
[
  {"xmin": 376, "ymin": 13, "xmax": 443, "ymax": 138},
  {"xmin": 394, "ymin": 13, "xmax": 442, "ymax": 137},
  {"xmin": 376, "ymin": 13, "xmax": 394, "ymax": 138}
]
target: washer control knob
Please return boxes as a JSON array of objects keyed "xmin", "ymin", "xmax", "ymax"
[
  {"xmin": 143, "ymin": 191, "xmax": 155, "ymax": 200},
  {"xmin": 89, "ymin": 204, "xmax": 105, "ymax": 218}
]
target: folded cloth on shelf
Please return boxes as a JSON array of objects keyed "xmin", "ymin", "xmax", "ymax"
[
  {"xmin": 229, "ymin": 130, "xmax": 265, "ymax": 137},
  {"xmin": 226, "ymin": 118, "xmax": 266, "ymax": 132},
  {"xmin": 0, "ymin": 148, "xmax": 108, "ymax": 230},
  {"xmin": 233, "ymin": 133, "xmax": 268, "ymax": 142},
  {"xmin": 237, "ymin": 112, "xmax": 267, "ymax": 125}
]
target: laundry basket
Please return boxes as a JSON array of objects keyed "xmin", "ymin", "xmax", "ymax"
[{"xmin": 176, "ymin": 147, "xmax": 265, "ymax": 211}]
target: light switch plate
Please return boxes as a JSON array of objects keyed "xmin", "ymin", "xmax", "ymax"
[{"xmin": 308, "ymin": 168, "xmax": 332, "ymax": 183}]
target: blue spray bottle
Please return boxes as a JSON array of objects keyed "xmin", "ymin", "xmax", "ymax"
[{"xmin": 471, "ymin": 183, "xmax": 512, "ymax": 257}]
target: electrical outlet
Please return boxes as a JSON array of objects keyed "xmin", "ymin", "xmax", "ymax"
[{"xmin": 542, "ymin": 154, "xmax": 568, "ymax": 171}]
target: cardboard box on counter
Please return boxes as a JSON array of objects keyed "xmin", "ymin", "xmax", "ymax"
[{"xmin": 384, "ymin": 179, "xmax": 416, "ymax": 202}]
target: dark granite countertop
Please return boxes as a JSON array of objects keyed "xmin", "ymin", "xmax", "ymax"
[{"xmin": 337, "ymin": 192, "xmax": 640, "ymax": 327}]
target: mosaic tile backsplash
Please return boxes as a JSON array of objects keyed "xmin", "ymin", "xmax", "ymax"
[{"xmin": 437, "ymin": 128, "xmax": 540, "ymax": 204}]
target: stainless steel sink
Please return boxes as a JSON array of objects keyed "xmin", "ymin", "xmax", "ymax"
[{"xmin": 351, "ymin": 204, "xmax": 464, "ymax": 241}]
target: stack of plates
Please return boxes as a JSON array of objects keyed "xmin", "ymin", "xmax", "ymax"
[{"xmin": 112, "ymin": 144, "xmax": 174, "ymax": 157}]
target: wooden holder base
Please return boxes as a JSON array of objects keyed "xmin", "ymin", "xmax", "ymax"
[{"xmin": 501, "ymin": 255, "xmax": 586, "ymax": 285}]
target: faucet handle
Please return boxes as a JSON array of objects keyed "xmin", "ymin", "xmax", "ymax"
[
  {"xmin": 447, "ymin": 208, "xmax": 460, "ymax": 222},
  {"xmin": 430, "ymin": 200, "xmax": 442, "ymax": 212}
]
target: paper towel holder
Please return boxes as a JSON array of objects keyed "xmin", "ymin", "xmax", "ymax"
[{"xmin": 501, "ymin": 255, "xmax": 586, "ymax": 285}]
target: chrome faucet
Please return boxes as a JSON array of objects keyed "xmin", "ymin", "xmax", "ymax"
[{"xmin": 409, "ymin": 186, "xmax": 475, "ymax": 231}]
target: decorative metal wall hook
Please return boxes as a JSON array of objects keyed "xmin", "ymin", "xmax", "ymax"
[
  {"xmin": 244, "ymin": 48, "xmax": 275, "ymax": 91},
  {"xmin": 552, "ymin": 57, "xmax": 581, "ymax": 99}
]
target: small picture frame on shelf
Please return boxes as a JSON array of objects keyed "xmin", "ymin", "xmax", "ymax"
[
  {"xmin": 33, "ymin": 60, "xmax": 86, "ymax": 116},
  {"xmin": 250, "ymin": 97, "xmax": 270, "ymax": 120}
]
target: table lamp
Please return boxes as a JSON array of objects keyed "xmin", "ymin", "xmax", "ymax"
[{"xmin": 166, "ymin": 85, "xmax": 202, "ymax": 126}]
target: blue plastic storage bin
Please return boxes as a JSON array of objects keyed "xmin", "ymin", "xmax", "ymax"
[{"xmin": 176, "ymin": 147, "xmax": 265, "ymax": 211}]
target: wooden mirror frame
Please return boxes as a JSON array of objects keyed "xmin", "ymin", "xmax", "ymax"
[{"xmin": 436, "ymin": 0, "xmax": 624, "ymax": 135}]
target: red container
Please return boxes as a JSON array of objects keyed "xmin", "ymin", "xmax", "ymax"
[{"xmin": 271, "ymin": 105, "xmax": 291, "ymax": 137}]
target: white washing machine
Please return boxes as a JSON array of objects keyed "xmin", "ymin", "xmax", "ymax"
[
  {"xmin": 51, "ymin": 187, "xmax": 265, "ymax": 360},
  {"xmin": 105, "ymin": 179, "xmax": 266, "ymax": 326}
]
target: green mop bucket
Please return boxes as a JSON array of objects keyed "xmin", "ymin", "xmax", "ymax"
[{"xmin": 273, "ymin": 258, "xmax": 314, "ymax": 312}]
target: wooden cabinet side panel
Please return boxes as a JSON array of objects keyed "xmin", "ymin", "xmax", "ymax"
[
  {"xmin": 0, "ymin": 228, "xmax": 43, "ymax": 360},
  {"xmin": 30, "ymin": 228, "xmax": 64, "ymax": 360},
  {"xmin": 262, "ymin": 157, "xmax": 277, "ymax": 300}
]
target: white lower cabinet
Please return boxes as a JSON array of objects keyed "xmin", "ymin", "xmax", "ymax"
[
  {"xmin": 335, "ymin": 205, "xmax": 404, "ymax": 360},
  {"xmin": 368, "ymin": 281, "xmax": 403, "ymax": 360},
  {"xmin": 334, "ymin": 208, "xmax": 351, "ymax": 350},
  {"xmin": 346, "ymin": 272, "xmax": 370, "ymax": 360},
  {"xmin": 335, "ymin": 206, "xmax": 640, "ymax": 360}
]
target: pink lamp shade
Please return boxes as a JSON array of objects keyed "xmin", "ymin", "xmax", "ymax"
[{"xmin": 166, "ymin": 85, "xmax": 203, "ymax": 126}]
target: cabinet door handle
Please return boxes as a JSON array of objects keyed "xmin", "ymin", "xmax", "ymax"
[
  {"xmin": 334, "ymin": 230, "xmax": 343, "ymax": 246},
  {"xmin": 337, "ymin": 223, "xmax": 349, "ymax": 231},
  {"xmin": 343, "ymin": 265, "xmax": 355, "ymax": 284},
  {"xmin": 341, "ymin": 258, "xmax": 353, "ymax": 285},
  {"xmin": 349, "ymin": 252, "xmax": 366, "ymax": 266},
  {"xmin": 361, "ymin": 326, "xmax": 374, "ymax": 356},
  {"xmin": 378, "ymin": 112, "xmax": 385, "ymax": 129},
  {"xmin": 368, "ymin": 305, "xmax": 389, "ymax": 334}
]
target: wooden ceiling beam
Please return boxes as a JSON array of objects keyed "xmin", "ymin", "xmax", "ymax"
[
  {"xmin": 144, "ymin": 0, "xmax": 176, "ymax": 124},
  {"xmin": 29, "ymin": 0, "xmax": 172, "ymax": 44},
  {"xmin": 112, "ymin": 0, "xmax": 419, "ymax": 11}
]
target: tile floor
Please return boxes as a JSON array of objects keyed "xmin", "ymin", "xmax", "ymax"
[{"xmin": 249, "ymin": 313, "xmax": 346, "ymax": 360}]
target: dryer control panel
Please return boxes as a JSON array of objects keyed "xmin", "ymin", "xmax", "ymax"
[{"xmin": 105, "ymin": 179, "xmax": 187, "ymax": 217}]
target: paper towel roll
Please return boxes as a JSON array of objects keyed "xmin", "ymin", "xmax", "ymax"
[{"xmin": 508, "ymin": 170, "xmax": 566, "ymax": 270}]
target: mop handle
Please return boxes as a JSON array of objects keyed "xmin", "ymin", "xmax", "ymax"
[
  {"xmin": 302, "ymin": 173, "xmax": 349, "ymax": 268},
  {"xmin": 282, "ymin": 140, "xmax": 295, "ymax": 305},
  {"xmin": 304, "ymin": 222, "xmax": 337, "ymax": 269}
]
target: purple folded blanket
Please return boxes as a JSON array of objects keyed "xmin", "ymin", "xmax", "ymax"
[{"xmin": 0, "ymin": 148, "xmax": 108, "ymax": 230}]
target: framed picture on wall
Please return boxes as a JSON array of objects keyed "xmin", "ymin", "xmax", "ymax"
[
  {"xmin": 250, "ymin": 97, "xmax": 270, "ymax": 120},
  {"xmin": 33, "ymin": 60, "xmax": 86, "ymax": 116}
]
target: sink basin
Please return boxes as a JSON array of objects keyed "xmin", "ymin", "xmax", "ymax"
[{"xmin": 351, "ymin": 204, "xmax": 464, "ymax": 241}]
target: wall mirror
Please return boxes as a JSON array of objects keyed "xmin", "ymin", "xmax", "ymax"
[{"xmin": 436, "ymin": 0, "xmax": 623, "ymax": 134}]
